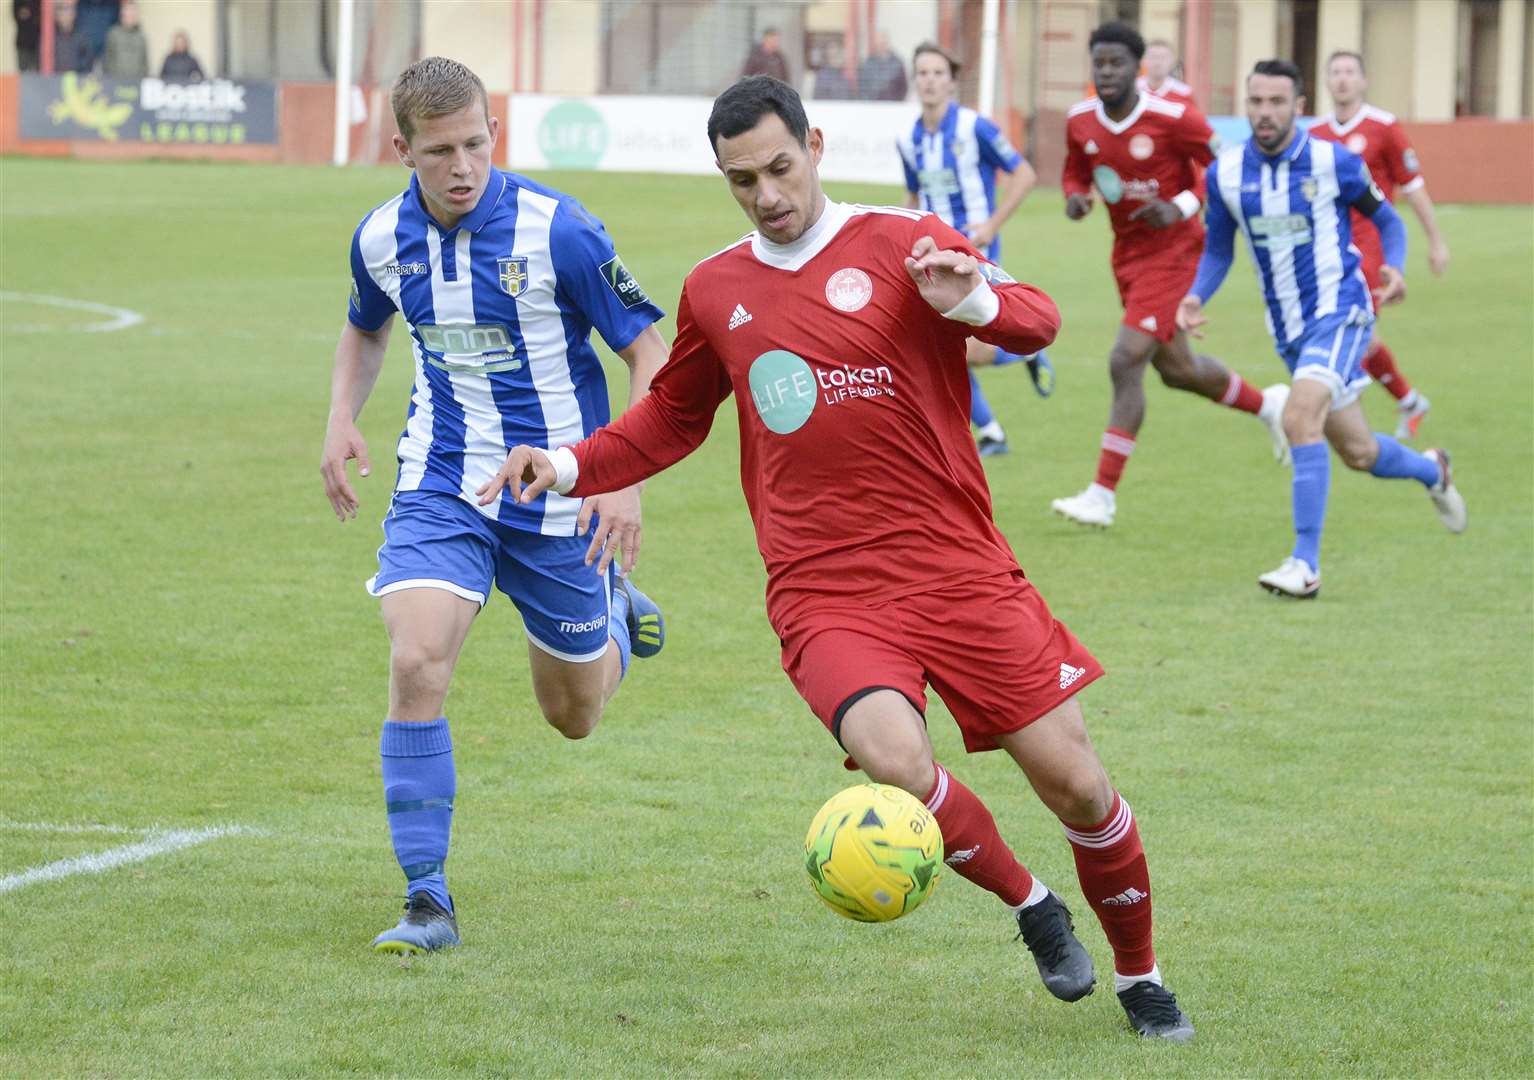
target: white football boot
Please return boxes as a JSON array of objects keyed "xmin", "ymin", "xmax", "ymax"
[
  {"xmin": 1422, "ymin": 448, "xmax": 1467, "ymax": 533},
  {"xmin": 1394, "ymin": 391, "xmax": 1431, "ymax": 440},
  {"xmin": 1259, "ymin": 384, "xmax": 1291, "ymax": 465},
  {"xmin": 1051, "ymin": 484, "xmax": 1116, "ymax": 528},
  {"xmin": 1258, "ymin": 556, "xmax": 1320, "ymax": 599}
]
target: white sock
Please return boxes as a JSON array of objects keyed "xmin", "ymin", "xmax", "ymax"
[
  {"xmin": 976, "ymin": 420, "xmax": 1005, "ymax": 442},
  {"xmin": 1114, "ymin": 964, "xmax": 1162, "ymax": 993},
  {"xmin": 1400, "ymin": 389, "xmax": 1420, "ymax": 410},
  {"xmin": 1008, "ymin": 876, "xmax": 1051, "ymax": 913},
  {"xmin": 1087, "ymin": 482, "xmax": 1117, "ymax": 507}
]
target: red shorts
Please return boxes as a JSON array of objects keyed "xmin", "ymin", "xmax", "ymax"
[
  {"xmin": 1356, "ymin": 233, "xmax": 1385, "ymax": 293},
  {"xmin": 778, "ymin": 572, "xmax": 1103, "ymax": 755},
  {"xmin": 1113, "ymin": 255, "xmax": 1197, "ymax": 343}
]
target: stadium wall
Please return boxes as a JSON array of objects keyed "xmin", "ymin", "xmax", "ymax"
[{"xmin": 0, "ymin": 73, "xmax": 1528, "ymax": 204}]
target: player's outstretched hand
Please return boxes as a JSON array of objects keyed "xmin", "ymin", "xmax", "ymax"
[
  {"xmin": 320, "ymin": 418, "xmax": 370, "ymax": 522},
  {"xmin": 1175, "ymin": 294, "xmax": 1207, "ymax": 338},
  {"xmin": 905, "ymin": 236, "xmax": 982, "ymax": 313},
  {"xmin": 477, "ymin": 445, "xmax": 556, "ymax": 507},
  {"xmin": 1428, "ymin": 241, "xmax": 1450, "ymax": 277},
  {"xmin": 1065, "ymin": 193, "xmax": 1094, "ymax": 220},
  {"xmin": 1128, "ymin": 199, "xmax": 1183, "ymax": 229},
  {"xmin": 1373, "ymin": 265, "xmax": 1407, "ymax": 307},
  {"xmin": 577, "ymin": 485, "xmax": 642, "ymax": 575}
]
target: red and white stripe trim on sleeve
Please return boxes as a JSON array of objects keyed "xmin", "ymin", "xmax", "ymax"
[
  {"xmin": 1100, "ymin": 431, "xmax": 1137, "ymax": 457},
  {"xmin": 1063, "ymin": 793, "xmax": 1134, "ymax": 849},
  {"xmin": 925, "ymin": 765, "xmax": 951, "ymax": 814}
]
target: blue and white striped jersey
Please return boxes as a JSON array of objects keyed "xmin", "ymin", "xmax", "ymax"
[
  {"xmin": 348, "ymin": 169, "xmax": 664, "ymax": 535},
  {"xmin": 1196, "ymin": 130, "xmax": 1404, "ymax": 350},
  {"xmin": 896, "ymin": 103, "xmax": 1023, "ymax": 253}
]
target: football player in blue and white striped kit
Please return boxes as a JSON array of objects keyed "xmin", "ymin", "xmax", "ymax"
[
  {"xmin": 1178, "ymin": 60, "xmax": 1466, "ymax": 598},
  {"xmin": 897, "ymin": 41, "xmax": 1053, "ymax": 457},
  {"xmin": 319, "ymin": 58, "xmax": 671, "ymax": 952}
]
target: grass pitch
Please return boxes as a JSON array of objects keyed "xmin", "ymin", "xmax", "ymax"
[{"xmin": 1, "ymin": 156, "xmax": 1531, "ymax": 1078}]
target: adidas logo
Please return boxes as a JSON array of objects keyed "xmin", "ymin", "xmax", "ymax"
[
  {"xmin": 1138, "ymin": 315, "xmax": 1158, "ymax": 332},
  {"xmin": 944, "ymin": 845, "xmax": 980, "ymax": 866},
  {"xmin": 727, "ymin": 303, "xmax": 752, "ymax": 330},
  {"xmin": 1102, "ymin": 887, "xmax": 1148, "ymax": 906},
  {"xmin": 1059, "ymin": 663, "xmax": 1086, "ymax": 690}
]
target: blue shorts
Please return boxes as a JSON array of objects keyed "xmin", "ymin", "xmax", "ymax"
[
  {"xmin": 366, "ymin": 490, "xmax": 613, "ymax": 662},
  {"xmin": 1278, "ymin": 309, "xmax": 1374, "ymax": 409}
]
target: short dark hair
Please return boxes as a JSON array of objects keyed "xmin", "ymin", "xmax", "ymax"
[
  {"xmin": 1251, "ymin": 58, "xmax": 1305, "ymax": 97},
  {"xmin": 1089, "ymin": 21, "xmax": 1145, "ymax": 61},
  {"xmin": 707, "ymin": 75, "xmax": 809, "ymax": 154},
  {"xmin": 912, "ymin": 41, "xmax": 960, "ymax": 77},
  {"xmin": 1326, "ymin": 50, "xmax": 1365, "ymax": 74}
]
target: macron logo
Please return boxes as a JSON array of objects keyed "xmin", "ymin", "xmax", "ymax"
[
  {"xmin": 728, "ymin": 303, "xmax": 753, "ymax": 330},
  {"xmin": 1059, "ymin": 663, "xmax": 1086, "ymax": 690},
  {"xmin": 1102, "ymin": 887, "xmax": 1148, "ymax": 906},
  {"xmin": 945, "ymin": 845, "xmax": 980, "ymax": 866}
]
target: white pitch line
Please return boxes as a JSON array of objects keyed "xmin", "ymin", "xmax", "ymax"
[
  {"xmin": 0, "ymin": 291, "xmax": 145, "ymax": 333},
  {"xmin": 0, "ymin": 825, "xmax": 258, "ymax": 894}
]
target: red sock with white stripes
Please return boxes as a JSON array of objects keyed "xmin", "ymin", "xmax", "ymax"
[
  {"xmin": 923, "ymin": 763, "xmax": 1036, "ymax": 906},
  {"xmin": 1093, "ymin": 428, "xmax": 1136, "ymax": 491},
  {"xmin": 1062, "ymin": 791, "xmax": 1156, "ymax": 978},
  {"xmin": 1218, "ymin": 370, "xmax": 1265, "ymax": 414},
  {"xmin": 1362, "ymin": 341, "xmax": 1413, "ymax": 401}
]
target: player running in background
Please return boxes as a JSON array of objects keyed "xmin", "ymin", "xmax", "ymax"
[
  {"xmin": 898, "ymin": 41, "xmax": 1054, "ymax": 458},
  {"xmin": 319, "ymin": 57, "xmax": 670, "ymax": 954},
  {"xmin": 1052, "ymin": 22, "xmax": 1286, "ymax": 529},
  {"xmin": 1179, "ymin": 60, "xmax": 1466, "ymax": 598},
  {"xmin": 1312, "ymin": 49, "xmax": 1448, "ymax": 438},
  {"xmin": 487, "ymin": 76, "xmax": 1196, "ymax": 1042},
  {"xmin": 1138, "ymin": 39, "xmax": 1195, "ymax": 106}
]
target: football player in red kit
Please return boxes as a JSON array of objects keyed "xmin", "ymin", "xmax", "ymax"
[
  {"xmin": 1052, "ymin": 21, "xmax": 1288, "ymax": 530},
  {"xmin": 1313, "ymin": 49, "xmax": 1447, "ymax": 438},
  {"xmin": 481, "ymin": 75, "xmax": 1196, "ymax": 1043}
]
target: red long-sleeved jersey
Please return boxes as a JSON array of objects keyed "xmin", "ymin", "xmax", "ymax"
[{"xmin": 566, "ymin": 201, "xmax": 1059, "ymax": 629}]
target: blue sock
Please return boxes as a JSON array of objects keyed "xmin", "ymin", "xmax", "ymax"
[
  {"xmin": 380, "ymin": 718, "xmax": 455, "ymax": 911},
  {"xmin": 993, "ymin": 349, "xmax": 1025, "ymax": 366},
  {"xmin": 1369, "ymin": 433, "xmax": 1441, "ymax": 486},
  {"xmin": 1290, "ymin": 441, "xmax": 1330, "ymax": 571},
  {"xmin": 608, "ymin": 577, "xmax": 632, "ymax": 678},
  {"xmin": 970, "ymin": 371, "xmax": 996, "ymax": 427}
]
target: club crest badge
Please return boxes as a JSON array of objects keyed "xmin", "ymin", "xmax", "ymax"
[
  {"xmin": 1301, "ymin": 176, "xmax": 1319, "ymax": 202},
  {"xmin": 825, "ymin": 268, "xmax": 873, "ymax": 313},
  {"xmin": 1129, "ymin": 133, "xmax": 1155, "ymax": 160},
  {"xmin": 498, "ymin": 255, "xmax": 529, "ymax": 297}
]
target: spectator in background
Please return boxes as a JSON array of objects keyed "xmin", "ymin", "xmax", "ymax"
[
  {"xmin": 858, "ymin": 30, "xmax": 907, "ymax": 101},
  {"xmin": 52, "ymin": 3, "xmax": 94, "ymax": 73},
  {"xmin": 742, "ymin": 27, "xmax": 790, "ymax": 83},
  {"xmin": 101, "ymin": 0, "xmax": 148, "ymax": 78},
  {"xmin": 159, "ymin": 29, "xmax": 204, "ymax": 81},
  {"xmin": 14, "ymin": 0, "xmax": 40, "ymax": 70},
  {"xmin": 1137, "ymin": 38, "xmax": 1194, "ymax": 106},
  {"xmin": 812, "ymin": 40, "xmax": 854, "ymax": 100}
]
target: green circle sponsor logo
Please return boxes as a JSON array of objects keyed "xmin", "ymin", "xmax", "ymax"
[
  {"xmin": 1092, "ymin": 164, "xmax": 1124, "ymax": 204},
  {"xmin": 748, "ymin": 350, "xmax": 817, "ymax": 435},
  {"xmin": 538, "ymin": 101, "xmax": 607, "ymax": 169}
]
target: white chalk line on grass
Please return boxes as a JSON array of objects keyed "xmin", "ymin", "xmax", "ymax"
[
  {"xmin": 0, "ymin": 824, "xmax": 263, "ymax": 894},
  {"xmin": 0, "ymin": 291, "xmax": 145, "ymax": 333},
  {"xmin": 0, "ymin": 819, "xmax": 147, "ymax": 835}
]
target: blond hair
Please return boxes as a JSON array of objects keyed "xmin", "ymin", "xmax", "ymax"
[{"xmin": 390, "ymin": 56, "xmax": 489, "ymax": 143}]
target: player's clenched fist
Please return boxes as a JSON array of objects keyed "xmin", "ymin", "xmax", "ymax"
[
  {"xmin": 477, "ymin": 445, "xmax": 557, "ymax": 507},
  {"xmin": 1065, "ymin": 192, "xmax": 1094, "ymax": 220},
  {"xmin": 1174, "ymin": 294, "xmax": 1207, "ymax": 338},
  {"xmin": 904, "ymin": 235, "xmax": 982, "ymax": 313}
]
